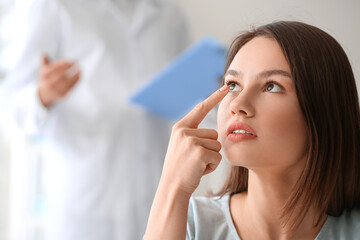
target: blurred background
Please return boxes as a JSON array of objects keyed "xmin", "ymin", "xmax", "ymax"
[{"xmin": 1, "ymin": 0, "xmax": 359, "ymax": 239}]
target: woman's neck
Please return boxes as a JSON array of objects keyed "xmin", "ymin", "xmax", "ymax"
[{"xmin": 230, "ymin": 169, "xmax": 326, "ymax": 240}]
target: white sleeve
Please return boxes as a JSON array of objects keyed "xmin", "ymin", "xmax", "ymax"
[{"xmin": 0, "ymin": 0, "xmax": 62, "ymax": 136}]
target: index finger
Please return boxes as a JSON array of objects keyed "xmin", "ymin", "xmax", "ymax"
[
  {"xmin": 43, "ymin": 61, "xmax": 75, "ymax": 77},
  {"xmin": 51, "ymin": 60, "xmax": 75, "ymax": 71},
  {"xmin": 42, "ymin": 54, "xmax": 50, "ymax": 66},
  {"xmin": 178, "ymin": 84, "xmax": 229, "ymax": 128}
]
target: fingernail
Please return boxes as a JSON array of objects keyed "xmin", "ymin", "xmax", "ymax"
[{"xmin": 219, "ymin": 84, "xmax": 228, "ymax": 92}]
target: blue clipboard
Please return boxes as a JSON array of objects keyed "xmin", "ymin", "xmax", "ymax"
[{"xmin": 129, "ymin": 37, "xmax": 227, "ymax": 120}]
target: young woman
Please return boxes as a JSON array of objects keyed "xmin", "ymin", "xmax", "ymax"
[{"xmin": 145, "ymin": 21, "xmax": 360, "ymax": 239}]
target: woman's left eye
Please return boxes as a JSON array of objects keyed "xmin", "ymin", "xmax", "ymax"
[{"xmin": 265, "ymin": 82, "xmax": 284, "ymax": 93}]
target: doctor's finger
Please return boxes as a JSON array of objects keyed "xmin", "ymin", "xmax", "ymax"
[
  {"xmin": 47, "ymin": 64, "xmax": 77, "ymax": 86},
  {"xmin": 56, "ymin": 71, "xmax": 80, "ymax": 96},
  {"xmin": 178, "ymin": 85, "xmax": 229, "ymax": 129},
  {"xmin": 43, "ymin": 61, "xmax": 75, "ymax": 79},
  {"xmin": 42, "ymin": 55, "xmax": 50, "ymax": 66}
]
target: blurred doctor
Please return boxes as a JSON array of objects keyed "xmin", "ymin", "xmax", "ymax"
[{"xmin": 1, "ymin": 0, "xmax": 188, "ymax": 239}]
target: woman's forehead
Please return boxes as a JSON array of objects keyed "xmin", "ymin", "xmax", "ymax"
[{"xmin": 228, "ymin": 37, "xmax": 290, "ymax": 76}]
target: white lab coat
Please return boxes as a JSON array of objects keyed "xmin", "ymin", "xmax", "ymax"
[{"xmin": 1, "ymin": 0, "xmax": 188, "ymax": 239}]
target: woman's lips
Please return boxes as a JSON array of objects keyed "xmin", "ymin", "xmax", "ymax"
[{"xmin": 227, "ymin": 122, "xmax": 257, "ymax": 142}]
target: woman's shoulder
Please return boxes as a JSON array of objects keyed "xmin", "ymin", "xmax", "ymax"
[
  {"xmin": 316, "ymin": 208, "xmax": 360, "ymax": 239},
  {"xmin": 187, "ymin": 195, "xmax": 240, "ymax": 240},
  {"xmin": 189, "ymin": 195, "xmax": 230, "ymax": 209},
  {"xmin": 188, "ymin": 195, "xmax": 230, "ymax": 224}
]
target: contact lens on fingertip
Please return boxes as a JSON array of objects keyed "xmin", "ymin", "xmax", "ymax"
[{"xmin": 219, "ymin": 84, "xmax": 229, "ymax": 92}]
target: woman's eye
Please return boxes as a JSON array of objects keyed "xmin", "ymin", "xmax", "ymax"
[
  {"xmin": 226, "ymin": 81, "xmax": 240, "ymax": 92},
  {"xmin": 265, "ymin": 82, "xmax": 283, "ymax": 93}
]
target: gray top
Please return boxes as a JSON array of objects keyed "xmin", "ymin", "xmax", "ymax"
[{"xmin": 187, "ymin": 195, "xmax": 360, "ymax": 240}]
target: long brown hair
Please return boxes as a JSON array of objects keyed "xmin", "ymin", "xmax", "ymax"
[{"xmin": 218, "ymin": 21, "xmax": 360, "ymax": 228}]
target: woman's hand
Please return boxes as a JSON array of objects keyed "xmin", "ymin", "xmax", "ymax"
[
  {"xmin": 161, "ymin": 84, "xmax": 229, "ymax": 196},
  {"xmin": 144, "ymin": 85, "xmax": 229, "ymax": 240}
]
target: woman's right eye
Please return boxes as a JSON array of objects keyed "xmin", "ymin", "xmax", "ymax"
[{"xmin": 226, "ymin": 81, "xmax": 240, "ymax": 92}]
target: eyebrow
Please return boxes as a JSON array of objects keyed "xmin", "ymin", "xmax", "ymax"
[{"xmin": 224, "ymin": 69, "xmax": 292, "ymax": 80}]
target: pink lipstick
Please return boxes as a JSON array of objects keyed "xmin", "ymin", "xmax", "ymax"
[{"xmin": 227, "ymin": 122, "xmax": 257, "ymax": 142}]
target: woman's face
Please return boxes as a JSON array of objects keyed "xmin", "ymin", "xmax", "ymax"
[{"xmin": 217, "ymin": 37, "xmax": 308, "ymax": 173}]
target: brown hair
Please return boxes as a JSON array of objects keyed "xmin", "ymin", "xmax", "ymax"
[{"xmin": 218, "ymin": 21, "xmax": 360, "ymax": 228}]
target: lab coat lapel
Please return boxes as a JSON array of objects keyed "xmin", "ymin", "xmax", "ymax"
[
  {"xmin": 99, "ymin": 0, "xmax": 160, "ymax": 35},
  {"xmin": 130, "ymin": 0, "xmax": 160, "ymax": 35}
]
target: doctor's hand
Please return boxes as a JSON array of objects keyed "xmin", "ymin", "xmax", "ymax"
[
  {"xmin": 160, "ymin": 84, "xmax": 229, "ymax": 196},
  {"xmin": 38, "ymin": 55, "xmax": 81, "ymax": 108}
]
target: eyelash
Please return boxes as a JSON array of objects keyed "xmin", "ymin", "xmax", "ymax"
[
  {"xmin": 224, "ymin": 80, "xmax": 284, "ymax": 92},
  {"xmin": 264, "ymin": 80, "xmax": 284, "ymax": 92},
  {"xmin": 225, "ymin": 81, "xmax": 239, "ymax": 92}
]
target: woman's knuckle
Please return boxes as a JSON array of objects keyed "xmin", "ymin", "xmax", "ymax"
[
  {"xmin": 195, "ymin": 102, "xmax": 206, "ymax": 112},
  {"xmin": 188, "ymin": 136, "xmax": 198, "ymax": 145}
]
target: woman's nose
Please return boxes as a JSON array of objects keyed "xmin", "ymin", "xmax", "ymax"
[{"xmin": 229, "ymin": 90, "xmax": 255, "ymax": 117}]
